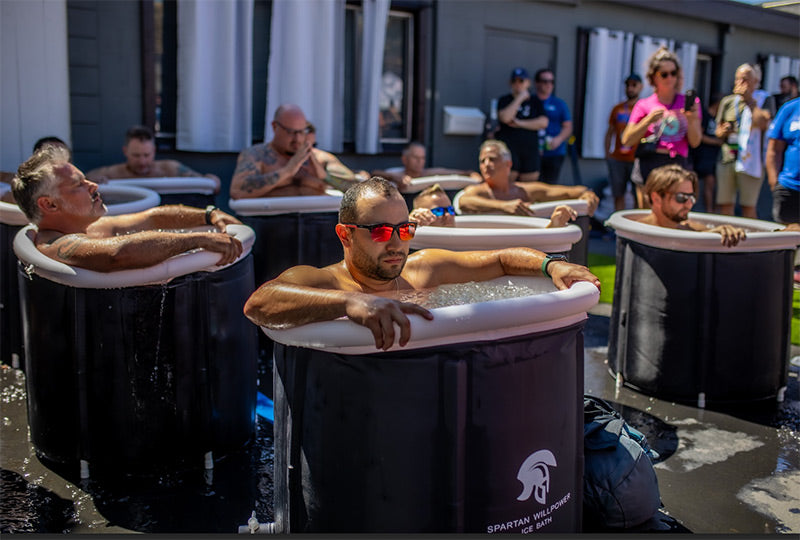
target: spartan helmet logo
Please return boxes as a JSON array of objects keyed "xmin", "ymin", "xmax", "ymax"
[{"xmin": 516, "ymin": 449, "xmax": 558, "ymax": 504}]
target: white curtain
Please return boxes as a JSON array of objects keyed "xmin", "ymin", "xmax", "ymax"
[
  {"xmin": 0, "ymin": 0, "xmax": 70, "ymax": 171},
  {"xmin": 764, "ymin": 54, "xmax": 800, "ymax": 95},
  {"xmin": 581, "ymin": 28, "xmax": 634, "ymax": 159},
  {"xmin": 676, "ymin": 42, "xmax": 698, "ymax": 93},
  {"xmin": 265, "ymin": 0, "xmax": 344, "ymax": 151},
  {"xmin": 633, "ymin": 36, "xmax": 674, "ymax": 98},
  {"xmin": 176, "ymin": 0, "xmax": 253, "ymax": 152},
  {"xmin": 355, "ymin": 0, "xmax": 390, "ymax": 154}
]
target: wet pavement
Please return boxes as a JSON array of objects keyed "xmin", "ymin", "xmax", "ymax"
[{"xmin": 1, "ymin": 236, "xmax": 799, "ymax": 535}]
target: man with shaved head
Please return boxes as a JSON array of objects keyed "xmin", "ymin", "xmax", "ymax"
[{"xmin": 230, "ymin": 104, "xmax": 329, "ymax": 198}]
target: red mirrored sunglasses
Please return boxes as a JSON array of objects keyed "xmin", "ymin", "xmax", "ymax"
[{"xmin": 341, "ymin": 221, "xmax": 417, "ymax": 242}]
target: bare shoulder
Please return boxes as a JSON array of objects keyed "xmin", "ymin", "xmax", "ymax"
[
  {"xmin": 87, "ymin": 163, "xmax": 126, "ymax": 179},
  {"xmin": 35, "ymin": 231, "xmax": 87, "ymax": 261},
  {"xmin": 154, "ymin": 160, "xmax": 187, "ymax": 176},
  {"xmin": 239, "ymin": 143, "xmax": 279, "ymax": 164},
  {"xmin": 274, "ymin": 262, "xmax": 349, "ymax": 289},
  {"xmin": 462, "ymin": 183, "xmax": 489, "ymax": 196}
]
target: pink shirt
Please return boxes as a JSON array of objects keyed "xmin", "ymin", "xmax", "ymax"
[{"xmin": 628, "ymin": 92, "xmax": 700, "ymax": 158}]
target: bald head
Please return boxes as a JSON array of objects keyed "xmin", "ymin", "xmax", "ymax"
[{"xmin": 271, "ymin": 104, "xmax": 310, "ymax": 154}]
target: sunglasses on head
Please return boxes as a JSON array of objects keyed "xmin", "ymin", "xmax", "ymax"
[
  {"xmin": 672, "ymin": 192, "xmax": 696, "ymax": 204},
  {"xmin": 341, "ymin": 221, "xmax": 417, "ymax": 242},
  {"xmin": 658, "ymin": 70, "xmax": 678, "ymax": 79},
  {"xmin": 430, "ymin": 205, "xmax": 455, "ymax": 217}
]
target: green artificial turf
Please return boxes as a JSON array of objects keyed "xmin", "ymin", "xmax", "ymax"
[
  {"xmin": 589, "ymin": 253, "xmax": 800, "ymax": 346},
  {"xmin": 587, "ymin": 253, "xmax": 616, "ymax": 305}
]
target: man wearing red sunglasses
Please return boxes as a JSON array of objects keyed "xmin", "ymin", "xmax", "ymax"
[{"xmin": 244, "ymin": 177, "xmax": 600, "ymax": 350}]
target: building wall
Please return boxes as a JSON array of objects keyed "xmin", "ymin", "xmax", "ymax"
[
  {"xmin": 67, "ymin": 0, "xmax": 142, "ymax": 171},
  {"xmin": 429, "ymin": 0, "xmax": 799, "ymax": 185},
  {"xmin": 54, "ymin": 0, "xmax": 799, "ymax": 203}
]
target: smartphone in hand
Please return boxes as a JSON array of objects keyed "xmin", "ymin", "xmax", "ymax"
[{"xmin": 684, "ymin": 89, "xmax": 697, "ymax": 112}]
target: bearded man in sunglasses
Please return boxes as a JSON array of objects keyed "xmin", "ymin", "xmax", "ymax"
[
  {"xmin": 244, "ymin": 176, "xmax": 600, "ymax": 350},
  {"xmin": 230, "ymin": 104, "xmax": 329, "ymax": 199},
  {"xmin": 640, "ymin": 165, "xmax": 746, "ymax": 248}
]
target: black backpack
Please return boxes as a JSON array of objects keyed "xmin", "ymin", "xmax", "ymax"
[{"xmin": 582, "ymin": 395, "xmax": 661, "ymax": 529}]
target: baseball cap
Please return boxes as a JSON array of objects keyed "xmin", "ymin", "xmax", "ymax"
[
  {"xmin": 625, "ymin": 73, "xmax": 642, "ymax": 83},
  {"xmin": 510, "ymin": 67, "xmax": 530, "ymax": 81}
]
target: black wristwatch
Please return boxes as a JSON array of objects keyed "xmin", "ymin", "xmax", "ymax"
[
  {"xmin": 205, "ymin": 205, "xmax": 218, "ymax": 225},
  {"xmin": 542, "ymin": 254, "xmax": 568, "ymax": 279}
]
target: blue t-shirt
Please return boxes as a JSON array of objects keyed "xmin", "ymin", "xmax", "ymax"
[
  {"xmin": 767, "ymin": 97, "xmax": 800, "ymax": 191},
  {"xmin": 541, "ymin": 95, "xmax": 572, "ymax": 157}
]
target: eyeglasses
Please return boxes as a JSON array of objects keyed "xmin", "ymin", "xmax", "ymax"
[
  {"xmin": 672, "ymin": 192, "xmax": 696, "ymax": 204},
  {"xmin": 430, "ymin": 205, "xmax": 455, "ymax": 217},
  {"xmin": 275, "ymin": 121, "xmax": 311, "ymax": 137},
  {"xmin": 511, "ymin": 78, "xmax": 527, "ymax": 84},
  {"xmin": 537, "ymin": 79, "xmax": 555, "ymax": 84},
  {"xmin": 658, "ymin": 70, "xmax": 678, "ymax": 79},
  {"xmin": 341, "ymin": 221, "xmax": 417, "ymax": 242}
]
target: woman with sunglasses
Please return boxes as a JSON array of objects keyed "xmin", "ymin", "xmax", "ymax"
[{"xmin": 621, "ymin": 47, "xmax": 702, "ymax": 208}]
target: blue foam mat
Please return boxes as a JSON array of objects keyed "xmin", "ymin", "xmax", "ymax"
[{"xmin": 256, "ymin": 392, "xmax": 274, "ymax": 423}]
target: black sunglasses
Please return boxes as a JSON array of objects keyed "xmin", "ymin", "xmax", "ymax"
[{"xmin": 673, "ymin": 192, "xmax": 696, "ymax": 204}]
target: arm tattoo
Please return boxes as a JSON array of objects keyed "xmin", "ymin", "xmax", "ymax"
[
  {"xmin": 176, "ymin": 162, "xmax": 199, "ymax": 177},
  {"xmin": 51, "ymin": 235, "xmax": 85, "ymax": 259},
  {"xmin": 235, "ymin": 145, "xmax": 283, "ymax": 193}
]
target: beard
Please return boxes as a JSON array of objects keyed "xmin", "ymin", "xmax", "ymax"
[
  {"xmin": 351, "ymin": 243, "xmax": 407, "ymax": 281},
  {"xmin": 663, "ymin": 205, "xmax": 689, "ymax": 224}
]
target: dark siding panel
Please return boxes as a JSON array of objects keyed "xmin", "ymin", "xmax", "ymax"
[{"xmin": 67, "ymin": 0, "xmax": 141, "ymax": 170}]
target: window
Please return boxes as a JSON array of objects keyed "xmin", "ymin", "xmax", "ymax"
[
  {"xmin": 148, "ymin": 1, "xmax": 419, "ymax": 150},
  {"xmin": 152, "ymin": 0, "xmax": 177, "ymax": 140},
  {"xmin": 344, "ymin": 6, "xmax": 415, "ymax": 145}
]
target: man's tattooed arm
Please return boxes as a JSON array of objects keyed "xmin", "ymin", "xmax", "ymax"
[
  {"xmin": 230, "ymin": 145, "xmax": 290, "ymax": 198},
  {"xmin": 50, "ymin": 234, "xmax": 84, "ymax": 261}
]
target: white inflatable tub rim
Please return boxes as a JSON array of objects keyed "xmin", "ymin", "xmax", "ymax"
[
  {"xmin": 0, "ymin": 200, "xmax": 29, "ymax": 226},
  {"xmin": 109, "ymin": 176, "xmax": 217, "ymax": 195},
  {"xmin": 98, "ymin": 184, "xmax": 161, "ymax": 215},
  {"xmin": 528, "ymin": 198, "xmax": 590, "ymax": 218},
  {"xmin": 228, "ymin": 190, "xmax": 344, "ymax": 216},
  {"xmin": 13, "ymin": 223, "xmax": 256, "ymax": 289},
  {"xmin": 410, "ymin": 215, "xmax": 582, "ymax": 253},
  {"xmin": 606, "ymin": 209, "xmax": 800, "ymax": 253},
  {"xmin": 1, "ymin": 184, "xmax": 162, "ymax": 225},
  {"xmin": 262, "ymin": 276, "xmax": 599, "ymax": 354},
  {"xmin": 405, "ymin": 174, "xmax": 481, "ymax": 193}
]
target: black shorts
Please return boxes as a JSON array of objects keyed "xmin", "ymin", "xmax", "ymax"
[
  {"xmin": 772, "ymin": 184, "xmax": 800, "ymax": 224},
  {"xmin": 502, "ymin": 138, "xmax": 541, "ymax": 174}
]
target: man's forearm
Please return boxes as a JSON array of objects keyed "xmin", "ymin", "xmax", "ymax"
[
  {"xmin": 765, "ymin": 140, "xmax": 784, "ymax": 189},
  {"xmin": 46, "ymin": 231, "xmax": 213, "ymax": 271},
  {"xmin": 231, "ymin": 167, "xmax": 291, "ymax": 198},
  {"xmin": 458, "ymin": 194, "xmax": 511, "ymax": 214},
  {"xmin": 244, "ymin": 282, "xmax": 351, "ymax": 329}
]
